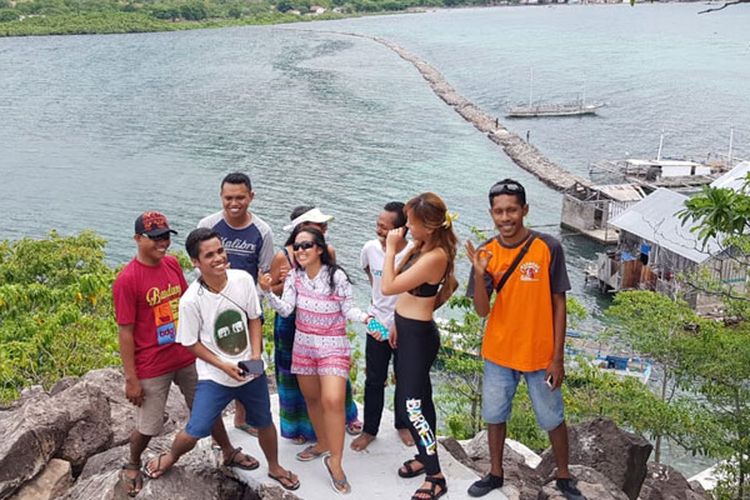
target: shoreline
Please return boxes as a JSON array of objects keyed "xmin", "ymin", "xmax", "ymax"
[{"xmin": 0, "ymin": 1, "xmax": 708, "ymax": 39}]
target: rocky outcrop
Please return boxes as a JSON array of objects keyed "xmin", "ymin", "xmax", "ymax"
[
  {"xmin": 638, "ymin": 462, "xmax": 710, "ymax": 500},
  {"xmin": 0, "ymin": 368, "xmax": 226, "ymax": 500},
  {"xmin": 9, "ymin": 459, "xmax": 72, "ymax": 500},
  {"xmin": 537, "ymin": 418, "xmax": 653, "ymax": 500},
  {"xmin": 0, "ymin": 390, "xmax": 75, "ymax": 498},
  {"xmin": 538, "ymin": 465, "xmax": 629, "ymax": 500}
]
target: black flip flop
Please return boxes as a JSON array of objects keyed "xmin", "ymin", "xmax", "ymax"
[{"xmin": 121, "ymin": 463, "xmax": 143, "ymax": 497}]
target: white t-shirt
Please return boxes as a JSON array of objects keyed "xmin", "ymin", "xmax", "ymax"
[
  {"xmin": 359, "ymin": 240, "xmax": 412, "ymax": 327},
  {"xmin": 177, "ymin": 269, "xmax": 262, "ymax": 387}
]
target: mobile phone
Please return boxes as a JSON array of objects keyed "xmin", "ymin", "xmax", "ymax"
[
  {"xmin": 545, "ymin": 374, "xmax": 554, "ymax": 388},
  {"xmin": 367, "ymin": 317, "xmax": 389, "ymax": 340},
  {"xmin": 238, "ymin": 359, "xmax": 265, "ymax": 376}
]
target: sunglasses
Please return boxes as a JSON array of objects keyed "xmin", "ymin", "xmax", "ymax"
[
  {"xmin": 293, "ymin": 241, "xmax": 316, "ymax": 251},
  {"xmin": 489, "ymin": 182, "xmax": 524, "ymax": 195},
  {"xmin": 142, "ymin": 233, "xmax": 171, "ymax": 241}
]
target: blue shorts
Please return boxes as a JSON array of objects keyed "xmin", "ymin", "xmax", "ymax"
[
  {"xmin": 185, "ymin": 374, "xmax": 273, "ymax": 439},
  {"xmin": 482, "ymin": 360, "xmax": 564, "ymax": 431}
]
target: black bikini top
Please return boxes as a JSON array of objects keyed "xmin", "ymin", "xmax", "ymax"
[{"xmin": 401, "ymin": 252, "xmax": 441, "ymax": 298}]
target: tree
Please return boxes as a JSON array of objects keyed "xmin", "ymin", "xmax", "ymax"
[
  {"xmin": 0, "ymin": 231, "xmax": 119, "ymax": 403},
  {"xmin": 603, "ymin": 291, "xmax": 698, "ymax": 463}
]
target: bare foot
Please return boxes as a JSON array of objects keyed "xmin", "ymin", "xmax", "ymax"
[
  {"xmin": 350, "ymin": 432, "xmax": 376, "ymax": 451},
  {"xmin": 398, "ymin": 428, "xmax": 415, "ymax": 446},
  {"xmin": 143, "ymin": 452, "xmax": 175, "ymax": 479}
]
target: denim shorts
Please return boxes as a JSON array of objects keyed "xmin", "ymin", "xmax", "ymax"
[
  {"xmin": 185, "ymin": 374, "xmax": 273, "ymax": 439},
  {"xmin": 482, "ymin": 360, "xmax": 564, "ymax": 431}
]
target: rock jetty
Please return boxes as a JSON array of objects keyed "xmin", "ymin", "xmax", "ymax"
[{"xmin": 316, "ymin": 29, "xmax": 592, "ymax": 191}]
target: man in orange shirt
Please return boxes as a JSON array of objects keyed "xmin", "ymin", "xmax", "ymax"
[{"xmin": 465, "ymin": 179, "xmax": 583, "ymax": 499}]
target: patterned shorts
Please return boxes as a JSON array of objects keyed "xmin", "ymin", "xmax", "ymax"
[{"xmin": 291, "ymin": 330, "xmax": 351, "ymax": 378}]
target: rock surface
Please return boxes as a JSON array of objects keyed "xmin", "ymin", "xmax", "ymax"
[
  {"xmin": 9, "ymin": 459, "xmax": 72, "ymax": 500},
  {"xmin": 460, "ymin": 430, "xmax": 543, "ymax": 499},
  {"xmin": 638, "ymin": 462, "xmax": 709, "ymax": 500},
  {"xmin": 538, "ymin": 465, "xmax": 629, "ymax": 500},
  {"xmin": 537, "ymin": 418, "xmax": 652, "ymax": 500}
]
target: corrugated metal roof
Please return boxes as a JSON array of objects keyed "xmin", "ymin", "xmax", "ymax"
[
  {"xmin": 711, "ymin": 161, "xmax": 750, "ymax": 191},
  {"xmin": 594, "ymin": 183, "xmax": 646, "ymax": 202},
  {"xmin": 608, "ymin": 188, "xmax": 722, "ymax": 263}
]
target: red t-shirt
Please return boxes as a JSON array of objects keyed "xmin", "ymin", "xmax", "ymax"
[{"xmin": 112, "ymin": 255, "xmax": 195, "ymax": 379}]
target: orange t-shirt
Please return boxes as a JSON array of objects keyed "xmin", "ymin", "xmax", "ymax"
[{"xmin": 467, "ymin": 231, "xmax": 570, "ymax": 372}]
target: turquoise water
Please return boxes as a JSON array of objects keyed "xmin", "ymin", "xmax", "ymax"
[{"xmin": 1, "ymin": 3, "xmax": 746, "ymax": 475}]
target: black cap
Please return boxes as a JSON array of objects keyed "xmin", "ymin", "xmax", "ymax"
[{"xmin": 134, "ymin": 211, "xmax": 178, "ymax": 237}]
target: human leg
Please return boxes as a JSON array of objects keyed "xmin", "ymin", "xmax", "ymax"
[
  {"xmin": 127, "ymin": 372, "xmax": 175, "ymax": 493},
  {"xmin": 352, "ymin": 334, "xmax": 392, "ymax": 450},
  {"xmin": 274, "ymin": 312, "xmax": 314, "ymax": 443},
  {"xmin": 524, "ymin": 369, "xmax": 566, "ymax": 476},
  {"xmin": 468, "ymin": 361, "xmax": 520, "ymax": 497},
  {"xmin": 362, "ymin": 333, "xmax": 392, "ymax": 436},
  {"xmin": 344, "ymin": 379, "xmax": 362, "ymax": 435},
  {"xmin": 297, "ymin": 375, "xmax": 329, "ymax": 457},
  {"xmin": 524, "ymin": 370, "xmax": 582, "ymax": 497},
  {"xmin": 320, "ymin": 374, "xmax": 348, "ymax": 493},
  {"xmin": 236, "ymin": 374, "xmax": 299, "ymax": 489},
  {"xmin": 395, "ymin": 314, "xmax": 441, "ymax": 475},
  {"xmin": 394, "ymin": 313, "xmax": 445, "ymax": 500}
]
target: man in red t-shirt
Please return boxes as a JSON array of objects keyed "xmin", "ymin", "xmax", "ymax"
[{"xmin": 113, "ymin": 212, "xmax": 257, "ymax": 497}]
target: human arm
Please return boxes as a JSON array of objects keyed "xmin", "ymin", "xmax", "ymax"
[
  {"xmin": 546, "ymin": 292, "xmax": 567, "ymax": 390},
  {"xmin": 112, "ymin": 273, "xmax": 144, "ymax": 406},
  {"xmin": 184, "ymin": 342, "xmax": 246, "ymax": 382},
  {"xmin": 545, "ymin": 238, "xmax": 571, "ymax": 391},
  {"xmin": 381, "ymin": 228, "xmax": 446, "ymax": 296},
  {"xmin": 117, "ymin": 324, "xmax": 144, "ymax": 406},
  {"xmin": 259, "ymin": 271, "xmax": 296, "ymax": 317},
  {"xmin": 269, "ymin": 250, "xmax": 291, "ymax": 295},
  {"xmin": 258, "ymin": 224, "xmax": 275, "ymax": 275},
  {"xmin": 244, "ymin": 275, "xmax": 264, "ymax": 360},
  {"xmin": 465, "ymin": 240, "xmax": 493, "ymax": 317},
  {"xmin": 335, "ymin": 270, "xmax": 368, "ymax": 324}
]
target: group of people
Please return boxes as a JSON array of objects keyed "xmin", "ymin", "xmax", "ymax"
[{"xmin": 112, "ymin": 172, "xmax": 584, "ymax": 499}]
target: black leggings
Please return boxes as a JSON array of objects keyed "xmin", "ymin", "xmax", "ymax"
[{"xmin": 394, "ymin": 311, "xmax": 441, "ymax": 475}]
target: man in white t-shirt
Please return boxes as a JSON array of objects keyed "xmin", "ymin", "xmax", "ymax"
[
  {"xmin": 351, "ymin": 201, "xmax": 414, "ymax": 452},
  {"xmin": 143, "ymin": 228, "xmax": 299, "ymax": 492}
]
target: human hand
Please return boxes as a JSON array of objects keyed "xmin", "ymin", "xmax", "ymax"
[
  {"xmin": 125, "ymin": 378, "xmax": 145, "ymax": 407},
  {"xmin": 465, "ymin": 240, "xmax": 492, "ymax": 274},
  {"xmin": 385, "ymin": 227, "xmax": 406, "ymax": 251},
  {"xmin": 223, "ymin": 362, "xmax": 247, "ymax": 382},
  {"xmin": 278, "ymin": 264, "xmax": 290, "ymax": 283},
  {"xmin": 388, "ymin": 324, "xmax": 398, "ymax": 349},
  {"xmin": 365, "ymin": 316, "xmax": 387, "ymax": 342},
  {"xmin": 545, "ymin": 359, "xmax": 565, "ymax": 391},
  {"xmin": 259, "ymin": 273, "xmax": 273, "ymax": 293}
]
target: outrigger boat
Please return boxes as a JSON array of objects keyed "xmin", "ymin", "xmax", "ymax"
[{"xmin": 506, "ymin": 69, "xmax": 604, "ymax": 118}]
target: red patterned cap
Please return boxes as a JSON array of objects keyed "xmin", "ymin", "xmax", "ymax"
[{"xmin": 134, "ymin": 211, "xmax": 177, "ymax": 237}]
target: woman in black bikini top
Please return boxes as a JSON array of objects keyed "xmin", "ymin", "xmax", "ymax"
[{"xmin": 380, "ymin": 192, "xmax": 458, "ymax": 500}]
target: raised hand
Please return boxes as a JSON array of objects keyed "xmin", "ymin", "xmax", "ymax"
[
  {"xmin": 385, "ymin": 227, "xmax": 406, "ymax": 251},
  {"xmin": 465, "ymin": 240, "xmax": 492, "ymax": 273}
]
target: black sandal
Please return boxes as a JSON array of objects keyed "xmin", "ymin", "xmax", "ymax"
[
  {"xmin": 120, "ymin": 462, "xmax": 143, "ymax": 497},
  {"xmin": 412, "ymin": 475, "xmax": 447, "ymax": 500},
  {"xmin": 398, "ymin": 458, "xmax": 425, "ymax": 478}
]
